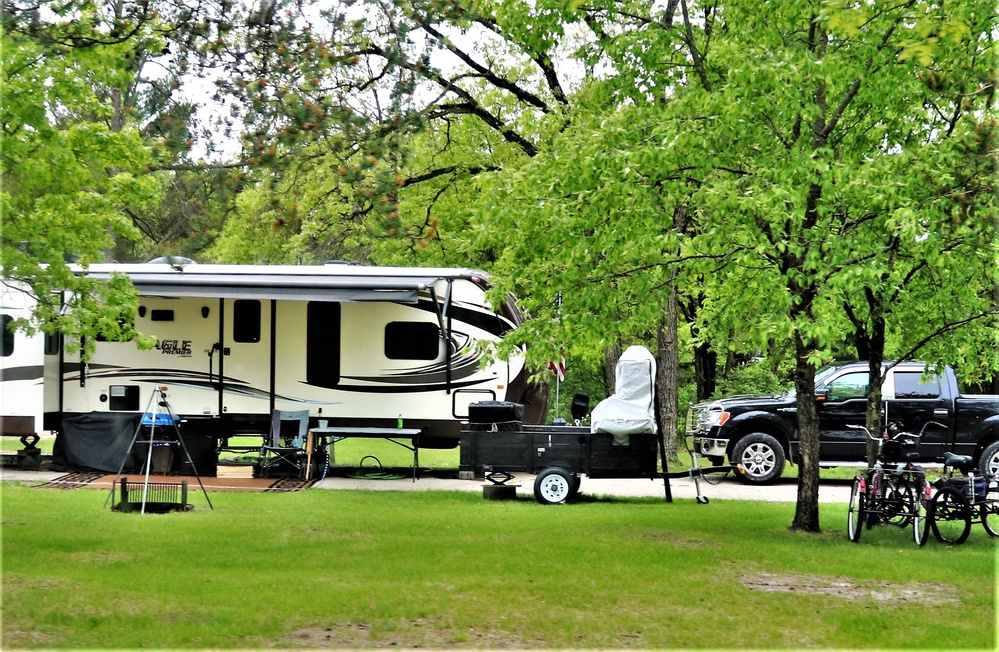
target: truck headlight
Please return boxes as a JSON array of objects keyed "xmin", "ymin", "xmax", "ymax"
[{"xmin": 699, "ymin": 407, "xmax": 730, "ymax": 428}]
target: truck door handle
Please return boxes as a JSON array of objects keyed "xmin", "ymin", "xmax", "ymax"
[{"xmin": 933, "ymin": 409, "xmax": 949, "ymax": 417}]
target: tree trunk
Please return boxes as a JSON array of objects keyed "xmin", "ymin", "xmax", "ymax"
[
  {"xmin": 865, "ymin": 304, "xmax": 887, "ymax": 465},
  {"xmin": 657, "ymin": 283, "xmax": 680, "ymax": 463},
  {"xmin": 603, "ymin": 342, "xmax": 622, "ymax": 394},
  {"xmin": 789, "ymin": 332, "xmax": 821, "ymax": 533},
  {"xmin": 693, "ymin": 342, "xmax": 717, "ymax": 400}
]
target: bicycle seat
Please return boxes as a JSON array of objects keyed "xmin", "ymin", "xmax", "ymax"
[{"xmin": 943, "ymin": 451, "xmax": 974, "ymax": 473}]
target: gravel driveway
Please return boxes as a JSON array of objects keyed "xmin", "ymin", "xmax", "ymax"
[{"xmin": 1, "ymin": 467, "xmax": 853, "ymax": 503}]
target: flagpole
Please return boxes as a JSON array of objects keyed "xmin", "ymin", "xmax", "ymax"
[{"xmin": 555, "ymin": 375, "xmax": 561, "ymax": 421}]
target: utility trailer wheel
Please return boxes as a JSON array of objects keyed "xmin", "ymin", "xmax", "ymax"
[{"xmin": 534, "ymin": 468, "xmax": 573, "ymax": 505}]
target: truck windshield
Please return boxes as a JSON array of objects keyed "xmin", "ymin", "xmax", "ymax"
[
  {"xmin": 814, "ymin": 364, "xmax": 845, "ymax": 386},
  {"xmin": 779, "ymin": 363, "xmax": 846, "ymax": 400}
]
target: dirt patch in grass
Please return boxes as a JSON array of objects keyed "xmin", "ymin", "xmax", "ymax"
[
  {"xmin": 284, "ymin": 617, "xmax": 535, "ymax": 649},
  {"xmin": 741, "ymin": 572, "xmax": 960, "ymax": 605},
  {"xmin": 639, "ymin": 531, "xmax": 719, "ymax": 547}
]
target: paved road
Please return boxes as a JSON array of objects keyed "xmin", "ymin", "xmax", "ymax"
[{"xmin": 1, "ymin": 467, "xmax": 853, "ymax": 503}]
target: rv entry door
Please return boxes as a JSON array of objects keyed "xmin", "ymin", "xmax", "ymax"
[{"xmin": 220, "ymin": 298, "xmax": 272, "ymax": 415}]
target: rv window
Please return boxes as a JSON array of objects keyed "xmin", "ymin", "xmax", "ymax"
[
  {"xmin": 1, "ymin": 315, "xmax": 13, "ymax": 357},
  {"xmin": 233, "ymin": 300, "xmax": 261, "ymax": 343},
  {"xmin": 385, "ymin": 322, "xmax": 440, "ymax": 360},
  {"xmin": 44, "ymin": 331, "xmax": 60, "ymax": 356},
  {"xmin": 307, "ymin": 302, "xmax": 341, "ymax": 388},
  {"xmin": 151, "ymin": 309, "xmax": 174, "ymax": 321},
  {"xmin": 893, "ymin": 371, "xmax": 940, "ymax": 399}
]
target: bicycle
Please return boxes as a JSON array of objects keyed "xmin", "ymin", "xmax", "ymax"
[
  {"xmin": 927, "ymin": 451, "xmax": 999, "ymax": 544},
  {"xmin": 846, "ymin": 422, "xmax": 931, "ymax": 545}
]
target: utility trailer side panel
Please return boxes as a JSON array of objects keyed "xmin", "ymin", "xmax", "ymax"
[{"xmin": 459, "ymin": 426, "xmax": 659, "ymax": 478}]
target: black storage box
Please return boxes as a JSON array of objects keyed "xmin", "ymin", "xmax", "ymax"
[{"xmin": 468, "ymin": 401, "xmax": 524, "ymax": 424}]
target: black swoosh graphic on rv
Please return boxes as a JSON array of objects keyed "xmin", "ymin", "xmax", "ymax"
[
  {"xmin": 410, "ymin": 297, "xmax": 515, "ymax": 337},
  {"xmin": 349, "ymin": 358, "xmax": 485, "ymax": 386},
  {"xmin": 312, "ymin": 379, "xmax": 491, "ymax": 394},
  {"xmin": 0, "ymin": 365, "xmax": 44, "ymax": 381},
  {"xmin": 65, "ymin": 365, "xmax": 486, "ymax": 400},
  {"xmin": 61, "ymin": 367, "xmax": 321, "ymax": 403}
]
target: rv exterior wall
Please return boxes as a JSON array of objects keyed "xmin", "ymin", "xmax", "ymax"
[
  {"xmin": 48, "ymin": 264, "xmax": 526, "ymax": 441},
  {"xmin": 0, "ymin": 283, "xmax": 48, "ymax": 436}
]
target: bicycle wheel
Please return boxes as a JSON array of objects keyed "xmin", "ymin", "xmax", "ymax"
[
  {"xmin": 912, "ymin": 484, "xmax": 930, "ymax": 546},
  {"xmin": 981, "ymin": 501, "xmax": 999, "ymax": 538},
  {"xmin": 930, "ymin": 486, "xmax": 972, "ymax": 545},
  {"xmin": 913, "ymin": 477, "xmax": 930, "ymax": 546},
  {"xmin": 884, "ymin": 476, "xmax": 915, "ymax": 527},
  {"xmin": 847, "ymin": 477, "xmax": 865, "ymax": 543}
]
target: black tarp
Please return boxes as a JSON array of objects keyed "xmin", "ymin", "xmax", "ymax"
[
  {"xmin": 53, "ymin": 413, "xmax": 143, "ymax": 473},
  {"xmin": 53, "ymin": 413, "xmax": 217, "ymax": 475}
]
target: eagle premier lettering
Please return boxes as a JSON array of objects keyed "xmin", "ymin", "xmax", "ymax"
[{"xmin": 157, "ymin": 339, "xmax": 192, "ymax": 356}]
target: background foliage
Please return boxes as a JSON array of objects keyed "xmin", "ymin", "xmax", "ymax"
[{"xmin": 2, "ymin": 0, "xmax": 996, "ymax": 528}]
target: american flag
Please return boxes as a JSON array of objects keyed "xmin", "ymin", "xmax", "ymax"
[{"xmin": 547, "ymin": 351, "xmax": 566, "ymax": 382}]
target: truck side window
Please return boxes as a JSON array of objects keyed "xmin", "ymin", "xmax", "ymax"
[
  {"xmin": 825, "ymin": 372, "xmax": 868, "ymax": 400},
  {"xmin": 893, "ymin": 371, "xmax": 940, "ymax": 399}
]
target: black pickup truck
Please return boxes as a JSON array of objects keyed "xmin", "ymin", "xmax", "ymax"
[{"xmin": 689, "ymin": 361, "xmax": 999, "ymax": 484}]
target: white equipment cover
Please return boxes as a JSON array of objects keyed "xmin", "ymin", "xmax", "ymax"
[{"xmin": 591, "ymin": 345, "xmax": 657, "ymax": 445}]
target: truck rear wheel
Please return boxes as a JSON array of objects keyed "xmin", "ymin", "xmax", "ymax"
[
  {"xmin": 732, "ymin": 433, "xmax": 785, "ymax": 484},
  {"xmin": 980, "ymin": 440, "xmax": 999, "ymax": 481}
]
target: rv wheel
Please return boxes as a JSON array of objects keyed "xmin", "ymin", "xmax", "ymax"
[{"xmin": 534, "ymin": 467, "xmax": 573, "ymax": 505}]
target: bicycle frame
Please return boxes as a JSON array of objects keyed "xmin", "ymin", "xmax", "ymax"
[{"xmin": 846, "ymin": 422, "xmax": 936, "ymax": 545}]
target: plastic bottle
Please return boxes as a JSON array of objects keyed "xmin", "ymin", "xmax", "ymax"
[{"xmin": 397, "ymin": 414, "xmax": 403, "ymax": 430}]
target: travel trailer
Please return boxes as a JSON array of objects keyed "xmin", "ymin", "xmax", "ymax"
[
  {"xmin": 47, "ymin": 263, "xmax": 542, "ymax": 449},
  {"xmin": 0, "ymin": 282, "xmax": 56, "ymax": 438}
]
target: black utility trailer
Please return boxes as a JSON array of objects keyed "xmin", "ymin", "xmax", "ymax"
[
  {"xmin": 459, "ymin": 401, "xmax": 739, "ymax": 505},
  {"xmin": 460, "ymin": 426, "xmax": 660, "ymax": 504}
]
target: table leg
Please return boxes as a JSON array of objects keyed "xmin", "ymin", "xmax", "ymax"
[
  {"xmin": 305, "ymin": 430, "xmax": 314, "ymax": 480},
  {"xmin": 413, "ymin": 432, "xmax": 419, "ymax": 482}
]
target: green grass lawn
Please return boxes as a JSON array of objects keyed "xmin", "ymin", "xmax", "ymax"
[{"xmin": 1, "ymin": 481, "xmax": 994, "ymax": 649}]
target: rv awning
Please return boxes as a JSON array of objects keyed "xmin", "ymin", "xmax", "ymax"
[{"xmin": 83, "ymin": 271, "xmax": 436, "ymax": 303}]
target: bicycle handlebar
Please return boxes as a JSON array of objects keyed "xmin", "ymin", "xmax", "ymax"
[
  {"xmin": 846, "ymin": 420, "xmax": 946, "ymax": 443},
  {"xmin": 846, "ymin": 424, "xmax": 892, "ymax": 442}
]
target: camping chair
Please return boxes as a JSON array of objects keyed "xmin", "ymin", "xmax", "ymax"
[{"xmin": 258, "ymin": 410, "xmax": 310, "ymax": 478}]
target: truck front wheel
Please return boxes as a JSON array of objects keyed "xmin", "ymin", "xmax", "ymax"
[{"xmin": 732, "ymin": 433, "xmax": 785, "ymax": 484}]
